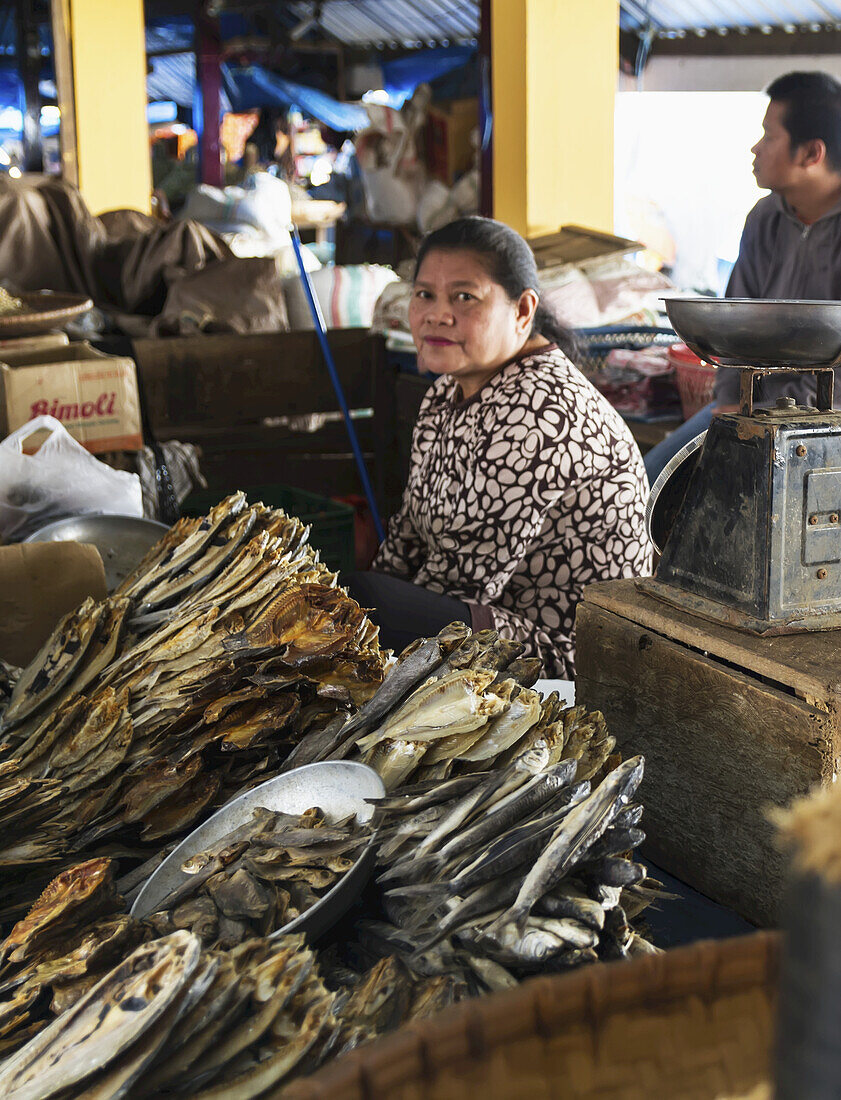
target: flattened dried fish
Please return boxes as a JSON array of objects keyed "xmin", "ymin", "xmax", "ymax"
[
  {"xmin": 0, "ymin": 932, "xmax": 201, "ymax": 1100},
  {"xmin": 3, "ymin": 600, "xmax": 104, "ymax": 732}
]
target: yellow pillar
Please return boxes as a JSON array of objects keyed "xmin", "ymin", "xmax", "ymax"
[
  {"xmin": 55, "ymin": 0, "xmax": 151, "ymax": 214},
  {"xmin": 492, "ymin": 0, "xmax": 617, "ymax": 238}
]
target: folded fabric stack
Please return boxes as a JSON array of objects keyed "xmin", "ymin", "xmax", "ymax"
[{"xmin": 589, "ymin": 346, "xmax": 681, "ymax": 420}]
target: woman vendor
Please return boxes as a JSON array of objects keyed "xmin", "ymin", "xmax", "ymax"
[{"xmin": 346, "ymin": 217, "xmax": 652, "ymax": 678}]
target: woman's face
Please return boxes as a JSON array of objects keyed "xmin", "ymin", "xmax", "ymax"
[{"xmin": 409, "ymin": 249, "xmax": 538, "ymax": 392}]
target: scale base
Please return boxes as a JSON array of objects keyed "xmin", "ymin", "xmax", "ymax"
[{"xmin": 636, "ymin": 577, "xmax": 841, "ymax": 636}]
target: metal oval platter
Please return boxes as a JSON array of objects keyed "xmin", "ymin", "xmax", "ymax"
[
  {"xmin": 131, "ymin": 760, "xmax": 385, "ymax": 942},
  {"xmin": 25, "ymin": 514, "xmax": 169, "ymax": 591}
]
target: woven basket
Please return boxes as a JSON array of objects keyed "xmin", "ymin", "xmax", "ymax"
[
  {"xmin": 0, "ymin": 291, "xmax": 93, "ymax": 336},
  {"xmin": 674, "ymin": 357, "xmax": 717, "ymax": 420},
  {"xmin": 284, "ymin": 933, "xmax": 779, "ymax": 1100},
  {"xmin": 574, "ymin": 326, "xmax": 677, "ymax": 377}
]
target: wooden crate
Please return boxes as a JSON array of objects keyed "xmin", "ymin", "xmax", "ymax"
[
  {"xmin": 425, "ymin": 98, "xmax": 478, "ymax": 186},
  {"xmin": 132, "ymin": 329, "xmax": 389, "ymax": 504},
  {"xmin": 575, "ymin": 579, "xmax": 841, "ymax": 927}
]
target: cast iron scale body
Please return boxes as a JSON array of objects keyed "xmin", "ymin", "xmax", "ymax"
[{"xmin": 640, "ymin": 299, "xmax": 841, "ymax": 635}]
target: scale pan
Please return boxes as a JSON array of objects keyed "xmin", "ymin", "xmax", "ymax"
[{"xmin": 663, "ymin": 297, "xmax": 841, "ymax": 367}]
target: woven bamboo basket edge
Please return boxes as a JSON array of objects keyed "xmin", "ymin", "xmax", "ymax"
[{"xmin": 282, "ymin": 932, "xmax": 780, "ymax": 1100}]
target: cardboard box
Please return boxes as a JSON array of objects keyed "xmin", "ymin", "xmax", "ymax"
[
  {"xmin": 426, "ymin": 98, "xmax": 478, "ymax": 185},
  {"xmin": 0, "ymin": 332, "xmax": 69, "ymax": 360},
  {"xmin": 0, "ymin": 543, "xmax": 106, "ymax": 667},
  {"xmin": 0, "ymin": 342, "xmax": 143, "ymax": 452}
]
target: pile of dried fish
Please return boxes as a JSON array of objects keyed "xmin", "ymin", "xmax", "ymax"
[
  {"xmin": 0, "ymin": 859, "xmax": 147, "ymax": 1059},
  {"xmin": 289, "ymin": 624, "xmax": 613, "ymax": 790},
  {"xmin": 0, "ymin": 851, "xmax": 467, "ymax": 1080},
  {"xmin": 367, "ymin": 744, "xmax": 661, "ymax": 980},
  {"xmin": 0, "ymin": 930, "xmax": 345, "ymax": 1100},
  {"xmin": 322, "ymin": 953, "xmax": 467, "ymax": 1048},
  {"xmin": 0, "ymin": 495, "xmax": 386, "ymax": 923},
  {"xmin": 144, "ymin": 806, "xmax": 373, "ymax": 950}
]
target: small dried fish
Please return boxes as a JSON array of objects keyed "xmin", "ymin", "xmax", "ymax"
[
  {"xmin": 147, "ymin": 807, "xmax": 373, "ymax": 949},
  {"xmin": 372, "ymin": 731, "xmax": 653, "ymax": 985}
]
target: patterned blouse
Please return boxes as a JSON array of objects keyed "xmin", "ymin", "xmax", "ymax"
[{"xmin": 374, "ymin": 346, "xmax": 652, "ymax": 678}]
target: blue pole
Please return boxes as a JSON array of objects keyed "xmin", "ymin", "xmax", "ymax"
[{"xmin": 289, "ymin": 227, "xmax": 386, "ymax": 544}]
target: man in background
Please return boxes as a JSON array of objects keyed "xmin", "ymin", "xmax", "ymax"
[{"xmin": 646, "ymin": 70, "xmax": 841, "ymax": 483}]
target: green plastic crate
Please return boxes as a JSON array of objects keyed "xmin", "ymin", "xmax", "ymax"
[{"xmin": 181, "ymin": 484, "xmax": 356, "ymax": 576}]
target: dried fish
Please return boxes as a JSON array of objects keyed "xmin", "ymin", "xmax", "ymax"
[
  {"xmin": 2, "ymin": 600, "xmax": 104, "ymax": 734},
  {"xmin": 0, "ymin": 932, "xmax": 201, "ymax": 1100},
  {"xmin": 496, "ymin": 755, "xmax": 645, "ymax": 934},
  {"xmin": 0, "ymin": 492, "xmax": 386, "ymax": 927},
  {"xmin": 146, "ymin": 806, "xmax": 373, "ymax": 950},
  {"xmin": 371, "ymin": 735, "xmax": 652, "ymax": 985}
]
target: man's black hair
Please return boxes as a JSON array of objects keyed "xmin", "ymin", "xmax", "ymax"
[{"xmin": 766, "ymin": 71, "xmax": 841, "ymax": 173}]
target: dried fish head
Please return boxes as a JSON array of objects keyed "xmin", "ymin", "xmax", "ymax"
[
  {"xmin": 224, "ymin": 584, "xmax": 365, "ymax": 660},
  {"xmin": 342, "ymin": 956, "xmax": 412, "ymax": 1035},
  {"xmin": 209, "ymin": 868, "xmax": 272, "ymax": 921},
  {"xmin": 3, "ymin": 858, "xmax": 116, "ymax": 964},
  {"xmin": 458, "ymin": 686, "xmax": 541, "ymax": 763}
]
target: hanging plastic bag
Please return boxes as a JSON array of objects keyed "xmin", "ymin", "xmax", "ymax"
[{"xmin": 0, "ymin": 416, "xmax": 143, "ymax": 542}]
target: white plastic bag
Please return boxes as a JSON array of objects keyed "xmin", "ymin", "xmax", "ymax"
[{"xmin": 0, "ymin": 416, "xmax": 143, "ymax": 542}]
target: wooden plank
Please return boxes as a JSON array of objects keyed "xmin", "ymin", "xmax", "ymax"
[
  {"xmin": 583, "ymin": 579, "xmax": 841, "ymax": 705},
  {"xmin": 575, "ymin": 601, "xmax": 835, "ymax": 925},
  {"xmin": 133, "ymin": 330, "xmax": 376, "ymax": 430},
  {"xmin": 395, "ymin": 373, "xmax": 432, "ymax": 419},
  {"xmin": 527, "ymin": 225, "xmax": 641, "ymax": 268},
  {"xmin": 50, "ymin": 0, "xmax": 79, "ymax": 187},
  {"xmin": 153, "ymin": 419, "xmax": 374, "ymax": 453},
  {"xmin": 198, "ymin": 451, "xmax": 373, "ymax": 499},
  {"xmin": 373, "ymin": 349, "xmax": 402, "ymax": 518},
  {"xmin": 395, "ymin": 372, "xmax": 433, "ymax": 488}
]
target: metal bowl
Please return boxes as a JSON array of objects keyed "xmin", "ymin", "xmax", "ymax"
[
  {"xmin": 646, "ymin": 430, "xmax": 706, "ymax": 554},
  {"xmin": 662, "ymin": 297, "xmax": 841, "ymax": 367},
  {"xmin": 24, "ymin": 514, "xmax": 168, "ymax": 591},
  {"xmin": 131, "ymin": 761, "xmax": 386, "ymax": 942}
]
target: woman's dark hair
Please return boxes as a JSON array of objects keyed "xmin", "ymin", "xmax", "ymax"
[
  {"xmin": 414, "ymin": 216, "xmax": 577, "ymax": 360},
  {"xmin": 766, "ymin": 71, "xmax": 841, "ymax": 173}
]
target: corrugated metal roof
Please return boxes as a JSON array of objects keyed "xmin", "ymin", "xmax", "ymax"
[
  {"xmin": 620, "ymin": 0, "xmax": 841, "ymax": 34},
  {"xmin": 284, "ymin": 1, "xmax": 841, "ymax": 49},
  {"xmin": 145, "ymin": 1, "xmax": 841, "ymax": 54},
  {"xmin": 287, "ymin": 1, "xmax": 480, "ymax": 49}
]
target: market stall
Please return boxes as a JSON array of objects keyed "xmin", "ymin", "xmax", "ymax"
[
  {"xmin": 2, "ymin": 288, "xmax": 841, "ymax": 1097},
  {"xmin": 8, "ymin": 0, "xmax": 841, "ymax": 1090}
]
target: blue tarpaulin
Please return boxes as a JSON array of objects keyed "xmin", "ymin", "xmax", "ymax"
[
  {"xmin": 0, "ymin": 68, "xmax": 21, "ymax": 114},
  {"xmin": 0, "ymin": 64, "xmax": 59, "ymax": 137},
  {"xmin": 381, "ymin": 45, "xmax": 475, "ymax": 98},
  {"xmin": 148, "ymin": 53, "xmax": 368, "ymax": 132},
  {"xmin": 147, "ymin": 53, "xmax": 233, "ymax": 113},
  {"xmin": 223, "ymin": 66, "xmax": 368, "ymax": 131}
]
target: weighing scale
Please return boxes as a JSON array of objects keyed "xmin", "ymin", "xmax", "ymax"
[{"xmin": 639, "ymin": 297, "xmax": 841, "ymax": 635}]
